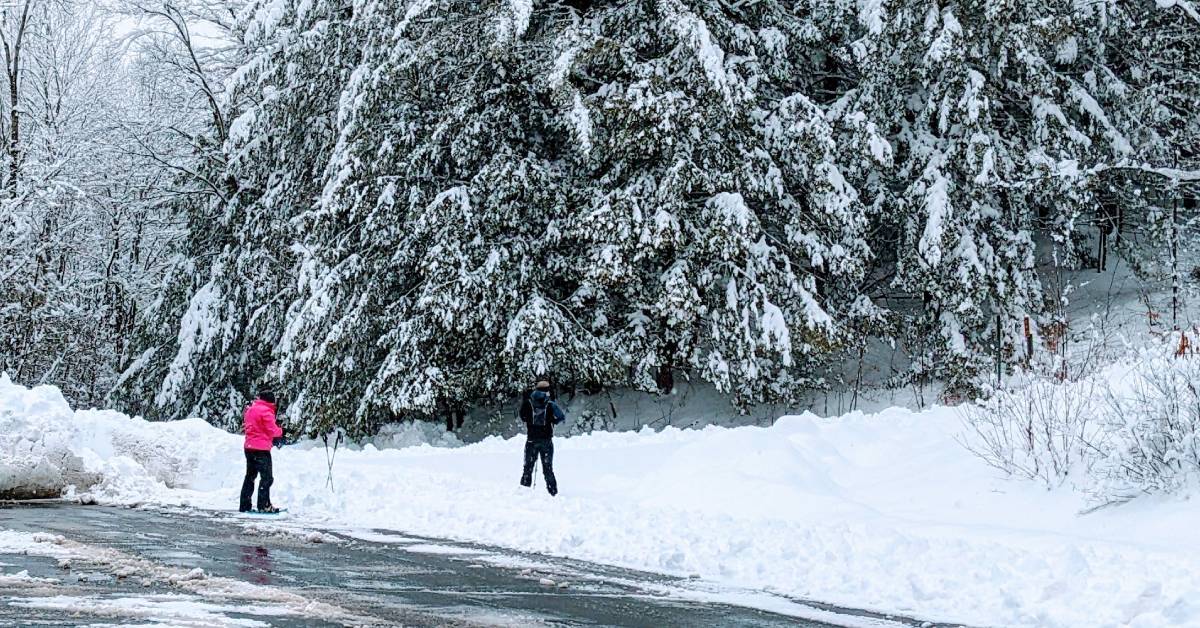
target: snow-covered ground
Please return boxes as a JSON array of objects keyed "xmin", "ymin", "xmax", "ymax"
[{"xmin": 2, "ymin": 372, "xmax": 1199, "ymax": 627}]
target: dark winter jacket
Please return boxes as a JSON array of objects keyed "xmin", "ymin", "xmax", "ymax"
[{"xmin": 519, "ymin": 390, "xmax": 565, "ymax": 440}]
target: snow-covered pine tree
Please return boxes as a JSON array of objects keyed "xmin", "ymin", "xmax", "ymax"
[
  {"xmin": 838, "ymin": 0, "xmax": 1160, "ymax": 392},
  {"xmin": 269, "ymin": 0, "xmax": 879, "ymax": 431},
  {"xmin": 114, "ymin": 0, "xmax": 360, "ymax": 427},
  {"xmin": 275, "ymin": 0, "xmax": 616, "ymax": 434},
  {"xmin": 554, "ymin": 0, "xmax": 875, "ymax": 407},
  {"xmin": 1099, "ymin": 2, "xmax": 1200, "ymax": 327},
  {"xmin": 111, "ymin": 0, "xmax": 1200, "ymax": 433}
]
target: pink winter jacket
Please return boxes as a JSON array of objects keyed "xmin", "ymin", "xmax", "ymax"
[{"xmin": 243, "ymin": 399, "xmax": 283, "ymax": 451}]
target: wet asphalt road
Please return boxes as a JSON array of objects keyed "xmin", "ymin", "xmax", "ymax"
[{"xmin": 0, "ymin": 503, "xmax": 932, "ymax": 627}]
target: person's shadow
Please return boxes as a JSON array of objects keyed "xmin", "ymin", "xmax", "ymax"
[{"xmin": 238, "ymin": 546, "xmax": 273, "ymax": 585}]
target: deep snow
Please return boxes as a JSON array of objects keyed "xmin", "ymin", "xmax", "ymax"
[{"xmin": 2, "ymin": 373, "xmax": 1199, "ymax": 627}]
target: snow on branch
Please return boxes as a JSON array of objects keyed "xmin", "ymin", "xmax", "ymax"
[
  {"xmin": 1093, "ymin": 162, "xmax": 1200, "ymax": 183},
  {"xmin": 1156, "ymin": 0, "xmax": 1200, "ymax": 23}
]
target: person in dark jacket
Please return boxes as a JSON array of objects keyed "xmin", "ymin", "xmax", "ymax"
[{"xmin": 519, "ymin": 380, "xmax": 566, "ymax": 495}]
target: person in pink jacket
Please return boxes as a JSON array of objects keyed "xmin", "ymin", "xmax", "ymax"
[{"xmin": 239, "ymin": 389, "xmax": 284, "ymax": 513}]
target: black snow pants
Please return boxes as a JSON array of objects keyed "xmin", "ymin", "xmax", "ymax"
[
  {"xmin": 239, "ymin": 449, "xmax": 274, "ymax": 512},
  {"xmin": 445, "ymin": 408, "xmax": 465, "ymax": 432},
  {"xmin": 520, "ymin": 438, "xmax": 557, "ymax": 496}
]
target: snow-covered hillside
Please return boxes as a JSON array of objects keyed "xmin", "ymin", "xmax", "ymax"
[{"xmin": 3, "ymin": 372, "xmax": 1198, "ymax": 627}]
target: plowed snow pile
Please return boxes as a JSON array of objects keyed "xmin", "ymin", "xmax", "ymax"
[
  {"xmin": 2, "ymin": 372, "xmax": 1197, "ymax": 627},
  {"xmin": 0, "ymin": 375, "xmax": 239, "ymax": 501}
]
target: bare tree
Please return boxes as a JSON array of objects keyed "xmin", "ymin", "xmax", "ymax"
[
  {"xmin": 0, "ymin": 0, "xmax": 35, "ymax": 195},
  {"xmin": 0, "ymin": 0, "xmax": 207, "ymax": 405},
  {"xmin": 122, "ymin": 0, "xmax": 244, "ymax": 144}
]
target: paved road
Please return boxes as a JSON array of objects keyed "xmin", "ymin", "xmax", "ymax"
[{"xmin": 0, "ymin": 503, "xmax": 932, "ymax": 627}]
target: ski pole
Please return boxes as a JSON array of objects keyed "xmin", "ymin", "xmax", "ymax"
[{"xmin": 323, "ymin": 430, "xmax": 342, "ymax": 491}]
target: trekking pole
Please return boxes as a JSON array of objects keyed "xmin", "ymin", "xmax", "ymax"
[
  {"xmin": 322, "ymin": 434, "xmax": 330, "ymax": 490},
  {"xmin": 323, "ymin": 430, "xmax": 343, "ymax": 492}
]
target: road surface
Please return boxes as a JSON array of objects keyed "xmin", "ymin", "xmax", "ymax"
[{"xmin": 0, "ymin": 502, "xmax": 940, "ymax": 627}]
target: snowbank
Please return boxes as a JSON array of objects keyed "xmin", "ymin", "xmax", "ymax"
[
  {"xmin": 3, "ymin": 373, "xmax": 1199, "ymax": 626},
  {"xmin": 0, "ymin": 375, "xmax": 238, "ymax": 501}
]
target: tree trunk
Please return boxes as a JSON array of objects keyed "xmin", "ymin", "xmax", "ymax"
[
  {"xmin": 1, "ymin": 0, "xmax": 32, "ymax": 196},
  {"xmin": 8, "ymin": 66, "xmax": 17, "ymax": 194}
]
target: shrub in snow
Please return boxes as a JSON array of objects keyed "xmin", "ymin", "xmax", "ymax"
[
  {"xmin": 961, "ymin": 377, "xmax": 1101, "ymax": 488},
  {"xmin": 368, "ymin": 421, "xmax": 462, "ymax": 450},
  {"xmin": 962, "ymin": 342, "xmax": 1200, "ymax": 499},
  {"xmin": 286, "ymin": 421, "xmax": 462, "ymax": 451},
  {"xmin": 566, "ymin": 409, "xmax": 616, "ymax": 435},
  {"xmin": 1094, "ymin": 352, "xmax": 1200, "ymax": 500}
]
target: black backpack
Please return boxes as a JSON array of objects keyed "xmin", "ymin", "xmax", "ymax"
[{"xmin": 530, "ymin": 397, "xmax": 549, "ymax": 427}]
